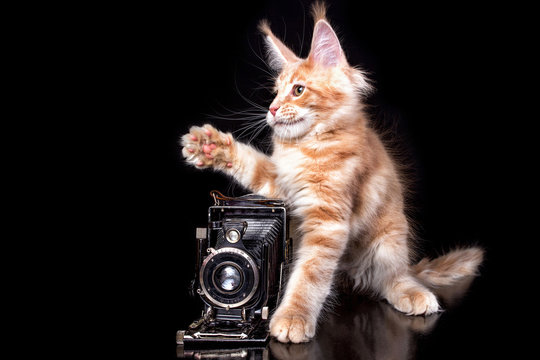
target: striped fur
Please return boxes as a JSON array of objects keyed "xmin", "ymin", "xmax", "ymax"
[{"xmin": 181, "ymin": 3, "xmax": 483, "ymax": 343}]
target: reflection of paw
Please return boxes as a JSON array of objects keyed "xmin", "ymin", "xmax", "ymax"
[
  {"xmin": 269, "ymin": 339, "xmax": 311, "ymax": 359},
  {"xmin": 181, "ymin": 124, "xmax": 235, "ymax": 169},
  {"xmin": 270, "ymin": 307, "xmax": 315, "ymax": 343},
  {"xmin": 393, "ymin": 288, "xmax": 440, "ymax": 315}
]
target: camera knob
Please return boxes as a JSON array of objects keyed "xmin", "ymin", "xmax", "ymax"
[{"xmin": 255, "ymin": 306, "xmax": 269, "ymax": 320}]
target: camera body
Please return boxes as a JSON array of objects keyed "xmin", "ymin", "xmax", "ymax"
[{"xmin": 177, "ymin": 192, "xmax": 292, "ymax": 347}]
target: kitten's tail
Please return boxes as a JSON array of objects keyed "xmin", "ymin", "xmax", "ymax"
[{"xmin": 411, "ymin": 247, "xmax": 484, "ymax": 288}]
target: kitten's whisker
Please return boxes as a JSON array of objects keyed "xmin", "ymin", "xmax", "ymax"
[
  {"xmin": 234, "ymin": 118, "xmax": 268, "ymax": 142},
  {"xmin": 213, "ymin": 102, "xmax": 267, "ymax": 116},
  {"xmin": 208, "ymin": 115, "xmax": 265, "ymax": 122},
  {"xmin": 242, "ymin": 58, "xmax": 275, "ymax": 80},
  {"xmin": 203, "ymin": 101, "xmax": 267, "ymax": 123},
  {"xmin": 246, "ymin": 120, "xmax": 269, "ymax": 145},
  {"xmin": 235, "ymin": 121, "xmax": 265, "ymax": 137},
  {"xmin": 233, "ymin": 77, "xmax": 269, "ymax": 112}
]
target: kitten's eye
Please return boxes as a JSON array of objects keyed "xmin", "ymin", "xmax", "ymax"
[{"xmin": 292, "ymin": 85, "xmax": 305, "ymax": 97}]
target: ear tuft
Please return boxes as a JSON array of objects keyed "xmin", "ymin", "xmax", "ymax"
[
  {"xmin": 311, "ymin": 1, "xmax": 327, "ymax": 23},
  {"xmin": 258, "ymin": 19, "xmax": 272, "ymax": 37},
  {"xmin": 258, "ymin": 19, "xmax": 299, "ymax": 72}
]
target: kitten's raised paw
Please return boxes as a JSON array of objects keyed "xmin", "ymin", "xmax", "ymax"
[
  {"xmin": 270, "ymin": 310, "xmax": 315, "ymax": 343},
  {"xmin": 181, "ymin": 124, "xmax": 235, "ymax": 169}
]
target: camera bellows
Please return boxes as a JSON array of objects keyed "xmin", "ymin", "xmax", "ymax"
[{"xmin": 218, "ymin": 217, "xmax": 283, "ymax": 261}]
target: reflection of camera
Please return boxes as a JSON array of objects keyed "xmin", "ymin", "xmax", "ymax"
[{"xmin": 177, "ymin": 191, "xmax": 292, "ymax": 347}]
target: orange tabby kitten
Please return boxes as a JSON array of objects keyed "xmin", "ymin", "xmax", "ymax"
[{"xmin": 181, "ymin": 3, "xmax": 483, "ymax": 343}]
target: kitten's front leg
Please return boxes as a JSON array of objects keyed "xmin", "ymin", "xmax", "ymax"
[
  {"xmin": 270, "ymin": 219, "xmax": 350, "ymax": 343},
  {"xmin": 181, "ymin": 124, "xmax": 280, "ymax": 197}
]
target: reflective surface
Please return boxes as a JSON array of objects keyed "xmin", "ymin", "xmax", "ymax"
[
  {"xmin": 268, "ymin": 299, "xmax": 438, "ymax": 360},
  {"xmin": 177, "ymin": 275, "xmax": 495, "ymax": 359}
]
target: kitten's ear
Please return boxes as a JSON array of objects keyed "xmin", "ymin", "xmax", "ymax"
[
  {"xmin": 309, "ymin": 19, "xmax": 346, "ymax": 67},
  {"xmin": 259, "ymin": 20, "xmax": 299, "ymax": 72}
]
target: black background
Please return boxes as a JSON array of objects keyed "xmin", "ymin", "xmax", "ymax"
[{"xmin": 65, "ymin": 0, "xmax": 530, "ymax": 358}]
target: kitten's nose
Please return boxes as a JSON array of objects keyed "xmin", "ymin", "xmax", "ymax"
[{"xmin": 269, "ymin": 105, "xmax": 280, "ymax": 117}]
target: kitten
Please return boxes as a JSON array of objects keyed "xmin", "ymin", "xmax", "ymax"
[{"xmin": 181, "ymin": 3, "xmax": 483, "ymax": 343}]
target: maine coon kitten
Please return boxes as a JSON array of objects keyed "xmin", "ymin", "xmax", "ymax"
[{"xmin": 181, "ymin": 3, "xmax": 483, "ymax": 343}]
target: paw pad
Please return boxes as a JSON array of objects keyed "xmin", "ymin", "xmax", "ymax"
[{"xmin": 181, "ymin": 125, "xmax": 234, "ymax": 169}]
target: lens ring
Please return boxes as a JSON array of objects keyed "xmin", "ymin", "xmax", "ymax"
[{"xmin": 199, "ymin": 247, "xmax": 259, "ymax": 308}]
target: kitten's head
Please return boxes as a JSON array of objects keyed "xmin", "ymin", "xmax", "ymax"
[{"xmin": 260, "ymin": 3, "xmax": 371, "ymax": 141}]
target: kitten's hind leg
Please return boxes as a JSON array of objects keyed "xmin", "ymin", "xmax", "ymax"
[
  {"xmin": 383, "ymin": 274, "xmax": 440, "ymax": 315},
  {"xmin": 364, "ymin": 215, "xmax": 440, "ymax": 316}
]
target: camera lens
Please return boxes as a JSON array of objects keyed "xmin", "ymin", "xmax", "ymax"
[
  {"xmin": 215, "ymin": 265, "xmax": 242, "ymax": 292},
  {"xmin": 200, "ymin": 248, "xmax": 259, "ymax": 308}
]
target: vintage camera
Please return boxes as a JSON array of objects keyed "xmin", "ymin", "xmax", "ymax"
[{"xmin": 177, "ymin": 191, "xmax": 292, "ymax": 348}]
